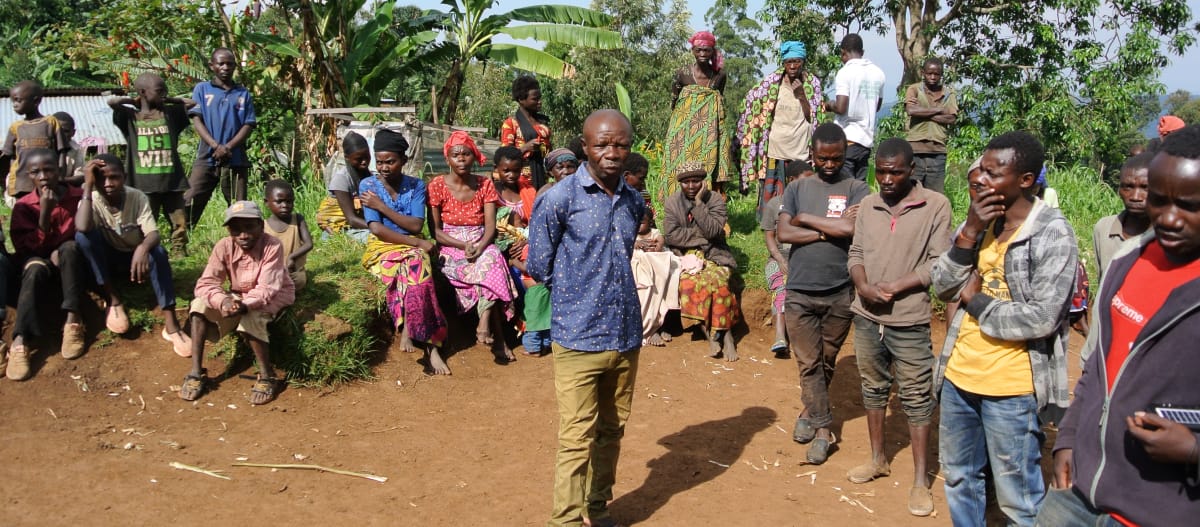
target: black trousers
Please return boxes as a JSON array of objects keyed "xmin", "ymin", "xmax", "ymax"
[{"xmin": 14, "ymin": 241, "xmax": 83, "ymax": 339}]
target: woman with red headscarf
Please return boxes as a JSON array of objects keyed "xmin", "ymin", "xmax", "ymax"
[
  {"xmin": 660, "ymin": 30, "xmax": 734, "ymax": 203},
  {"xmin": 429, "ymin": 131, "xmax": 518, "ymax": 364}
]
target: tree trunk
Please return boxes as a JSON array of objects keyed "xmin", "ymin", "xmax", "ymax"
[
  {"xmin": 892, "ymin": 0, "xmax": 946, "ymax": 89},
  {"xmin": 437, "ymin": 59, "xmax": 465, "ymax": 125}
]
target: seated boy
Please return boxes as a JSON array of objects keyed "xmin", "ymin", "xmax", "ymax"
[
  {"xmin": 263, "ymin": 179, "xmax": 313, "ymax": 290},
  {"xmin": 180, "ymin": 201, "xmax": 295, "ymax": 405},
  {"xmin": 7, "ymin": 148, "xmax": 85, "ymax": 380},
  {"xmin": 74, "ymin": 154, "xmax": 191, "ymax": 356}
]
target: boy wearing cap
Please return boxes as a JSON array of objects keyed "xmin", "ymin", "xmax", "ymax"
[{"xmin": 179, "ymin": 200, "xmax": 294, "ymax": 405}]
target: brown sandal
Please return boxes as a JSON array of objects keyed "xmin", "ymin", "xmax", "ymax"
[
  {"xmin": 179, "ymin": 369, "xmax": 208, "ymax": 401},
  {"xmin": 249, "ymin": 376, "xmax": 281, "ymax": 405}
]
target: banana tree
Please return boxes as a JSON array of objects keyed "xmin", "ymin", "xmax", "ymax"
[{"xmin": 414, "ymin": 0, "xmax": 624, "ymax": 124}]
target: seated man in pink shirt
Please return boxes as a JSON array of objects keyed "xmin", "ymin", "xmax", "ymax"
[{"xmin": 179, "ymin": 201, "xmax": 295, "ymax": 405}]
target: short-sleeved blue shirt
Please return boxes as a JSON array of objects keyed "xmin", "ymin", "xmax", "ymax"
[
  {"xmin": 359, "ymin": 174, "xmax": 426, "ymax": 235},
  {"xmin": 189, "ymin": 81, "xmax": 257, "ymax": 167}
]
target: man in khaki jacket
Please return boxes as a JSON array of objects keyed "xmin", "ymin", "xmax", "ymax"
[{"xmin": 845, "ymin": 138, "xmax": 952, "ymax": 517}]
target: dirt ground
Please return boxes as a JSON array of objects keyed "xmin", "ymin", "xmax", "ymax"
[{"xmin": 0, "ymin": 289, "xmax": 1083, "ymax": 526}]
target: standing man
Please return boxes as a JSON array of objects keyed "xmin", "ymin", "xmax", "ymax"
[
  {"xmin": 825, "ymin": 34, "xmax": 885, "ymax": 182},
  {"xmin": 1037, "ymin": 125, "xmax": 1200, "ymax": 527},
  {"xmin": 845, "ymin": 138, "xmax": 952, "ymax": 517},
  {"xmin": 777, "ymin": 123, "xmax": 870, "ymax": 465},
  {"xmin": 904, "ymin": 57, "xmax": 957, "ymax": 193},
  {"xmin": 186, "ymin": 47, "xmax": 256, "ymax": 227},
  {"xmin": 528, "ymin": 109, "xmax": 645, "ymax": 527},
  {"xmin": 932, "ymin": 131, "xmax": 1077, "ymax": 527},
  {"xmin": 1093, "ymin": 152, "xmax": 1152, "ymax": 283}
]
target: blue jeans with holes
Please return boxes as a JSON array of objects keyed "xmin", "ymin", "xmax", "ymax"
[
  {"xmin": 1034, "ymin": 488, "xmax": 1122, "ymax": 527},
  {"xmin": 939, "ymin": 380, "xmax": 1045, "ymax": 527}
]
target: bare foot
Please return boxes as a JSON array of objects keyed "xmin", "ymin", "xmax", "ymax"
[
  {"xmin": 707, "ymin": 329, "xmax": 722, "ymax": 358},
  {"xmin": 659, "ymin": 330, "xmax": 672, "ymax": 343},
  {"xmin": 722, "ymin": 330, "xmax": 738, "ymax": 362},
  {"xmin": 476, "ymin": 316, "xmax": 493, "ymax": 345},
  {"xmin": 426, "ymin": 347, "xmax": 452, "ymax": 375},
  {"xmin": 647, "ymin": 333, "xmax": 665, "ymax": 347},
  {"xmin": 398, "ymin": 326, "xmax": 418, "ymax": 353}
]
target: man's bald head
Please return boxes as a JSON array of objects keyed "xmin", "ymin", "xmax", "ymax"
[
  {"xmin": 583, "ymin": 109, "xmax": 632, "ymax": 138},
  {"xmin": 582, "ymin": 110, "xmax": 634, "ymax": 181}
]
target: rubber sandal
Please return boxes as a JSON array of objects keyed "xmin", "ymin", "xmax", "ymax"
[
  {"xmin": 161, "ymin": 329, "xmax": 193, "ymax": 358},
  {"xmin": 793, "ymin": 417, "xmax": 815, "ymax": 444},
  {"xmin": 770, "ymin": 339, "xmax": 788, "ymax": 356},
  {"xmin": 179, "ymin": 369, "xmax": 208, "ymax": 401},
  {"xmin": 249, "ymin": 376, "xmax": 281, "ymax": 405},
  {"xmin": 106, "ymin": 304, "xmax": 130, "ymax": 334},
  {"xmin": 806, "ymin": 437, "xmax": 832, "ymax": 464}
]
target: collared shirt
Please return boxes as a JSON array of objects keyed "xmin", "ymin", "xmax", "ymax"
[
  {"xmin": 904, "ymin": 82, "xmax": 958, "ymax": 153},
  {"xmin": 359, "ymin": 174, "xmax": 426, "ymax": 234},
  {"xmin": 11, "ymin": 184, "xmax": 83, "ymax": 259},
  {"xmin": 1093, "ymin": 212, "xmax": 1146, "ymax": 283},
  {"xmin": 195, "ymin": 235, "xmax": 295, "ymax": 316},
  {"xmin": 527, "ymin": 163, "xmax": 645, "ymax": 352},
  {"xmin": 189, "ymin": 81, "xmax": 257, "ymax": 167}
]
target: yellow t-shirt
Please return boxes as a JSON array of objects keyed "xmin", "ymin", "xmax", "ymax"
[{"xmin": 944, "ymin": 223, "xmax": 1034, "ymax": 396}]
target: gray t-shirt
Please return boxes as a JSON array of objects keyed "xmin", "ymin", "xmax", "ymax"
[
  {"xmin": 780, "ymin": 173, "xmax": 869, "ymax": 291},
  {"xmin": 325, "ymin": 162, "xmax": 363, "ymax": 196}
]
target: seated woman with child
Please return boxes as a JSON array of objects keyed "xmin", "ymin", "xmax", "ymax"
[
  {"xmin": 429, "ymin": 132, "xmax": 518, "ymax": 364},
  {"xmin": 663, "ymin": 164, "xmax": 741, "ymax": 361},
  {"xmin": 358, "ymin": 129, "xmax": 450, "ymax": 373}
]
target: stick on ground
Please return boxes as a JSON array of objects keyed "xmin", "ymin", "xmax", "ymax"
[
  {"xmin": 169, "ymin": 461, "xmax": 231, "ymax": 480},
  {"xmin": 232, "ymin": 462, "xmax": 388, "ymax": 483}
]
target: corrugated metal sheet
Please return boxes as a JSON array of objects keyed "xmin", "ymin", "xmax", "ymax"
[{"xmin": 0, "ymin": 95, "xmax": 127, "ymax": 146}]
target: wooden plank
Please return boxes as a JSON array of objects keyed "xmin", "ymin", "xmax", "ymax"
[{"xmin": 305, "ymin": 107, "xmax": 418, "ymax": 115}]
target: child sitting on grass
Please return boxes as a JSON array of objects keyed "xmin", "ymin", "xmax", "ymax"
[
  {"xmin": 74, "ymin": 154, "xmax": 191, "ymax": 356},
  {"xmin": 180, "ymin": 201, "xmax": 295, "ymax": 405},
  {"xmin": 263, "ymin": 179, "xmax": 313, "ymax": 290},
  {"xmin": 6, "ymin": 148, "xmax": 85, "ymax": 380}
]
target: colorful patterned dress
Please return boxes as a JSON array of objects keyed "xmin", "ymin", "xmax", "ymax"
[
  {"xmin": 428, "ymin": 175, "xmax": 518, "ymax": 317},
  {"xmin": 358, "ymin": 174, "xmax": 447, "ymax": 346}
]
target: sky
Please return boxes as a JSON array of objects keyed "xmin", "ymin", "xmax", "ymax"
[{"xmin": 405, "ymin": 0, "xmax": 1200, "ymax": 101}]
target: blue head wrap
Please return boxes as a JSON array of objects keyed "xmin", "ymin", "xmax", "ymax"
[
  {"xmin": 1036, "ymin": 167, "xmax": 1047, "ymax": 186},
  {"xmin": 781, "ymin": 41, "xmax": 806, "ymax": 60}
]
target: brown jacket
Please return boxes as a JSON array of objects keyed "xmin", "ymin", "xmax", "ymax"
[
  {"xmin": 663, "ymin": 190, "xmax": 737, "ymax": 268},
  {"xmin": 847, "ymin": 183, "xmax": 952, "ymax": 325}
]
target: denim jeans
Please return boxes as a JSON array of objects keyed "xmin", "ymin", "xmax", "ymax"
[
  {"xmin": 1034, "ymin": 488, "xmax": 1122, "ymax": 527},
  {"xmin": 940, "ymin": 381, "xmax": 1045, "ymax": 527},
  {"xmin": 75, "ymin": 230, "xmax": 176, "ymax": 309},
  {"xmin": 522, "ymin": 329, "xmax": 551, "ymax": 355}
]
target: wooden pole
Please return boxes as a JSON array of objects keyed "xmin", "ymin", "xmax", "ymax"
[{"xmin": 431, "ymin": 85, "xmax": 438, "ymax": 124}]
